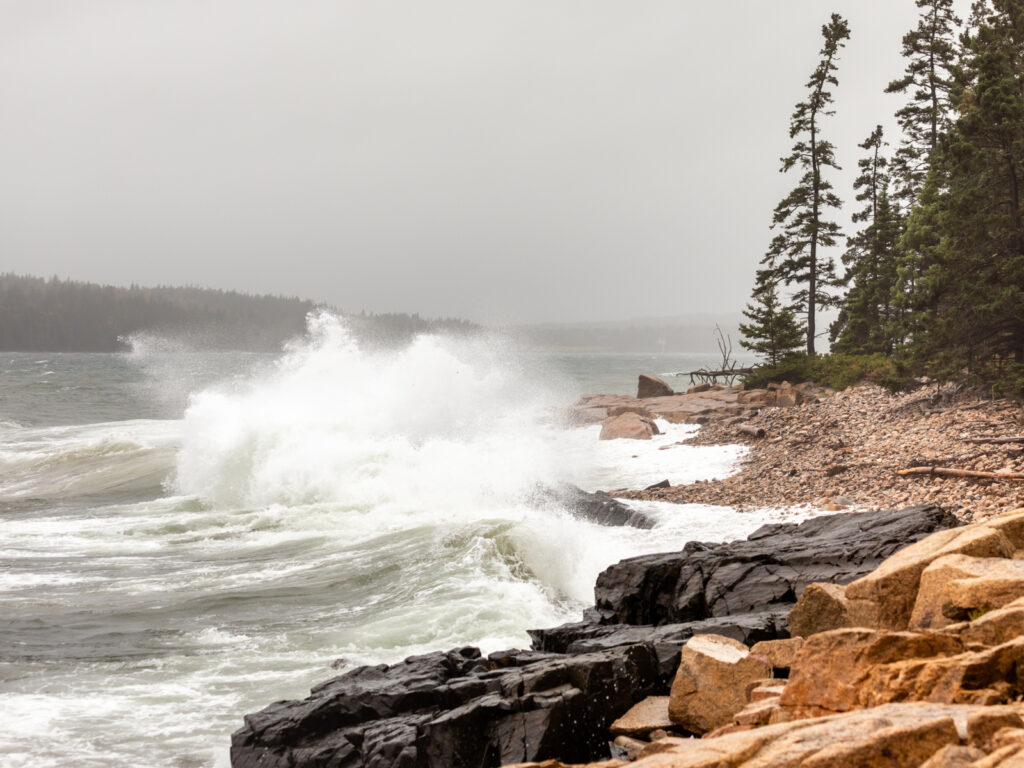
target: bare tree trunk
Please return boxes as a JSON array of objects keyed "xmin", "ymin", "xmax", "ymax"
[{"xmin": 808, "ymin": 114, "xmax": 819, "ymax": 355}]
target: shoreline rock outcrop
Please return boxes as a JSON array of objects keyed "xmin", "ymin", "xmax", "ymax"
[
  {"xmin": 505, "ymin": 507, "xmax": 1024, "ymax": 768},
  {"xmin": 231, "ymin": 645, "xmax": 663, "ymax": 768},
  {"xmin": 590, "ymin": 505, "xmax": 958, "ymax": 626},
  {"xmin": 230, "ymin": 507, "xmax": 960, "ymax": 768}
]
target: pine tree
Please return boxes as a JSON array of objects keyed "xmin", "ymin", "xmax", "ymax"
[
  {"xmin": 832, "ymin": 126, "xmax": 904, "ymax": 353},
  {"xmin": 762, "ymin": 13, "xmax": 850, "ymax": 355},
  {"xmin": 885, "ymin": 0, "xmax": 962, "ymax": 207},
  {"xmin": 739, "ymin": 270, "xmax": 806, "ymax": 366},
  {"xmin": 902, "ymin": 0, "xmax": 1024, "ymax": 378}
]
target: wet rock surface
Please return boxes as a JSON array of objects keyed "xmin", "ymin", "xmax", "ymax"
[
  {"xmin": 533, "ymin": 485, "xmax": 656, "ymax": 530},
  {"xmin": 231, "ymin": 645, "xmax": 661, "ymax": 768},
  {"xmin": 590, "ymin": 505, "xmax": 960, "ymax": 626},
  {"xmin": 232, "ymin": 507, "xmax": 959, "ymax": 768}
]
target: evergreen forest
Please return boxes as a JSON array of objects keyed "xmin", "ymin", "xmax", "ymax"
[
  {"xmin": 0, "ymin": 273, "xmax": 476, "ymax": 352},
  {"xmin": 741, "ymin": 0, "xmax": 1024, "ymax": 394}
]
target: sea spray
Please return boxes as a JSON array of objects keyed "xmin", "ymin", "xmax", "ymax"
[
  {"xmin": 0, "ymin": 332, "xmax": 797, "ymax": 768},
  {"xmin": 173, "ymin": 312, "xmax": 577, "ymax": 510}
]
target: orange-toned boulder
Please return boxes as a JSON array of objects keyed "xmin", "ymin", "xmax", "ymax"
[
  {"xmin": 776, "ymin": 391, "xmax": 798, "ymax": 408},
  {"xmin": 787, "ymin": 582, "xmax": 853, "ymax": 638},
  {"xmin": 984, "ymin": 508, "xmax": 1024, "ymax": 550},
  {"xmin": 737, "ymin": 388, "xmax": 774, "ymax": 407},
  {"xmin": 779, "ymin": 627, "xmax": 1024, "ymax": 717},
  {"xmin": 642, "ymin": 702, "xmax": 964, "ymax": 767},
  {"xmin": 786, "ymin": 510, "xmax": 1024, "ymax": 639},
  {"xmin": 780, "ymin": 628, "xmax": 965, "ymax": 714},
  {"xmin": 599, "ymin": 412, "xmax": 661, "ymax": 440},
  {"xmin": 503, "ymin": 704, "xmax": 1024, "ymax": 768},
  {"xmin": 609, "ymin": 696, "xmax": 673, "ymax": 737},
  {"xmin": 668, "ymin": 634, "xmax": 772, "ymax": 734},
  {"xmin": 842, "ymin": 523, "xmax": 1016, "ymax": 631},
  {"xmin": 750, "ymin": 637, "xmax": 804, "ymax": 671},
  {"xmin": 941, "ymin": 597, "xmax": 1024, "ymax": 649},
  {"xmin": 910, "ymin": 555, "xmax": 1024, "ymax": 630}
]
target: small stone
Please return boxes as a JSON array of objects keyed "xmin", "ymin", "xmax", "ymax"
[
  {"xmin": 612, "ymin": 734, "xmax": 647, "ymax": 761},
  {"xmin": 609, "ymin": 696, "xmax": 673, "ymax": 737}
]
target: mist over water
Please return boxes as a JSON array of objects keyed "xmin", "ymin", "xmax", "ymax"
[{"xmin": 0, "ymin": 316, "xmax": 805, "ymax": 768}]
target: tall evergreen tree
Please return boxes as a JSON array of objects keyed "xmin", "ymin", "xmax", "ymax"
[
  {"xmin": 739, "ymin": 271, "xmax": 806, "ymax": 366},
  {"xmin": 762, "ymin": 13, "xmax": 850, "ymax": 355},
  {"xmin": 902, "ymin": 0, "xmax": 1024, "ymax": 377},
  {"xmin": 833, "ymin": 126, "xmax": 904, "ymax": 353},
  {"xmin": 885, "ymin": 0, "xmax": 962, "ymax": 206}
]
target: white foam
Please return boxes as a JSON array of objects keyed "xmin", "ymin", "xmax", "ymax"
[
  {"xmin": 0, "ymin": 318, "xmax": 814, "ymax": 768},
  {"xmin": 173, "ymin": 314, "xmax": 578, "ymax": 512},
  {"xmin": 0, "ymin": 420, "xmax": 180, "ymax": 499}
]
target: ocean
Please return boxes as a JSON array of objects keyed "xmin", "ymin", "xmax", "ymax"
[{"xmin": 0, "ymin": 314, "xmax": 801, "ymax": 768}]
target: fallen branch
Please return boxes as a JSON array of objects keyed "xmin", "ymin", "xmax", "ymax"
[
  {"xmin": 964, "ymin": 436, "xmax": 1024, "ymax": 445},
  {"xmin": 735, "ymin": 424, "xmax": 766, "ymax": 438},
  {"xmin": 679, "ymin": 367, "xmax": 755, "ymax": 386},
  {"xmin": 898, "ymin": 466, "xmax": 1024, "ymax": 481}
]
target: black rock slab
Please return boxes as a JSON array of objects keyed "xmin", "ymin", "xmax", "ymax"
[
  {"xmin": 531, "ymin": 485, "xmax": 655, "ymax": 529},
  {"xmin": 592, "ymin": 505, "xmax": 960, "ymax": 626},
  {"xmin": 230, "ymin": 644, "xmax": 661, "ymax": 768}
]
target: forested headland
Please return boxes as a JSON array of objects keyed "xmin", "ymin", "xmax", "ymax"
[
  {"xmin": 0, "ymin": 273, "xmax": 476, "ymax": 352},
  {"xmin": 740, "ymin": 0, "xmax": 1024, "ymax": 394}
]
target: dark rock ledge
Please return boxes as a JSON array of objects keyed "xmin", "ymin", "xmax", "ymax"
[{"xmin": 230, "ymin": 505, "xmax": 959, "ymax": 768}]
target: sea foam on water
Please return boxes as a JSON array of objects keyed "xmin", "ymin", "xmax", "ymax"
[{"xmin": 0, "ymin": 317, "xmax": 801, "ymax": 768}]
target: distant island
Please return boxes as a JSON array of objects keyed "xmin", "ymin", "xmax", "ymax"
[{"xmin": 0, "ymin": 273, "xmax": 477, "ymax": 352}]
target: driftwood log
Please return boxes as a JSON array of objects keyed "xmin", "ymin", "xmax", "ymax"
[
  {"xmin": 899, "ymin": 466, "xmax": 1024, "ymax": 481},
  {"xmin": 735, "ymin": 424, "xmax": 766, "ymax": 438},
  {"xmin": 964, "ymin": 436, "xmax": 1024, "ymax": 445}
]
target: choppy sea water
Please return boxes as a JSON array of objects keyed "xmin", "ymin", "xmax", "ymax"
[{"xmin": 0, "ymin": 315, "xmax": 802, "ymax": 768}]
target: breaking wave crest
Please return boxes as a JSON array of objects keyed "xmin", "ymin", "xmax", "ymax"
[{"xmin": 173, "ymin": 312, "xmax": 575, "ymax": 512}]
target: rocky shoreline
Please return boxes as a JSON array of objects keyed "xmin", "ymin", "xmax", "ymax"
[
  {"xmin": 507, "ymin": 506, "xmax": 1024, "ymax": 768},
  {"xmin": 611, "ymin": 381, "xmax": 1024, "ymax": 521},
  {"xmin": 230, "ymin": 506, "xmax": 958, "ymax": 767},
  {"xmin": 230, "ymin": 378, "xmax": 1024, "ymax": 768}
]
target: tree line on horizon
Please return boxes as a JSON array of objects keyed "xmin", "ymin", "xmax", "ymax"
[
  {"xmin": 740, "ymin": 0, "xmax": 1024, "ymax": 392},
  {"xmin": 0, "ymin": 273, "xmax": 477, "ymax": 352}
]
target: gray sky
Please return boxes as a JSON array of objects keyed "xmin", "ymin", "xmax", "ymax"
[{"xmin": 0, "ymin": 1, "xmax": 972, "ymax": 324}]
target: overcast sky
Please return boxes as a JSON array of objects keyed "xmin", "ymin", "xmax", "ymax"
[{"xmin": 0, "ymin": 1, "xmax": 972, "ymax": 324}]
